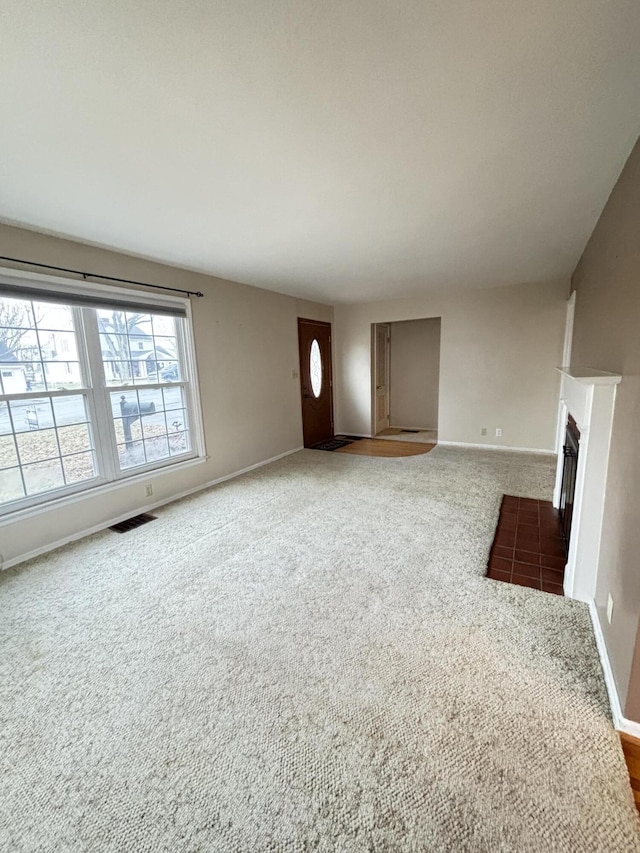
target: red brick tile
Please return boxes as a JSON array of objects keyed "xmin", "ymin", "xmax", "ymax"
[
  {"xmin": 541, "ymin": 566, "xmax": 565, "ymax": 583},
  {"xmin": 516, "ymin": 533, "xmax": 540, "ymax": 548},
  {"xmin": 514, "ymin": 549, "xmax": 540, "ymax": 566},
  {"xmin": 518, "ymin": 511, "xmax": 539, "ymax": 525},
  {"xmin": 500, "ymin": 515, "xmax": 517, "ymax": 531},
  {"xmin": 511, "ymin": 574, "xmax": 541, "ymax": 589},
  {"xmin": 517, "ymin": 522, "xmax": 540, "ymax": 535},
  {"xmin": 513, "ymin": 562, "xmax": 540, "ymax": 579},
  {"xmin": 540, "ymin": 540, "xmax": 565, "ymax": 559},
  {"xmin": 490, "ymin": 556, "xmax": 513, "ymax": 572},
  {"xmin": 496, "ymin": 530, "xmax": 516, "ymax": 547},
  {"xmin": 541, "ymin": 582, "xmax": 564, "ymax": 596},
  {"xmin": 493, "ymin": 545, "xmax": 514, "ymax": 560},
  {"xmin": 519, "ymin": 498, "xmax": 539, "ymax": 508},
  {"xmin": 502, "ymin": 496, "xmax": 519, "ymax": 509},
  {"xmin": 487, "ymin": 569, "xmax": 511, "ymax": 582},
  {"xmin": 540, "ymin": 554, "xmax": 566, "ymax": 571}
]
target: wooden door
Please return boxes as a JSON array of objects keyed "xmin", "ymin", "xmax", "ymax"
[
  {"xmin": 298, "ymin": 319, "xmax": 333, "ymax": 447},
  {"xmin": 373, "ymin": 323, "xmax": 390, "ymax": 434}
]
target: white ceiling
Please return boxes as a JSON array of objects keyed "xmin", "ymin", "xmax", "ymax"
[{"xmin": 1, "ymin": 1, "xmax": 639, "ymax": 304}]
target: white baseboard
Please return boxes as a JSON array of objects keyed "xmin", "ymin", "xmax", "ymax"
[
  {"xmin": 437, "ymin": 440, "xmax": 554, "ymax": 455},
  {"xmin": 1, "ymin": 446, "xmax": 304, "ymax": 571},
  {"xmin": 588, "ymin": 599, "xmax": 640, "ymax": 738}
]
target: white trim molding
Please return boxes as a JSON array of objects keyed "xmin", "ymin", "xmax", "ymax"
[
  {"xmin": 589, "ymin": 600, "xmax": 640, "ymax": 738},
  {"xmin": 0, "ymin": 446, "xmax": 303, "ymax": 571},
  {"xmin": 437, "ymin": 441, "xmax": 554, "ymax": 455}
]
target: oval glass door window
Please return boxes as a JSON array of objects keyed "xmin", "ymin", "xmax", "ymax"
[{"xmin": 309, "ymin": 339, "xmax": 322, "ymax": 398}]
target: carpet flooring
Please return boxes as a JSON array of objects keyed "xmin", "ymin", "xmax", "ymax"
[{"xmin": 1, "ymin": 447, "xmax": 639, "ymax": 851}]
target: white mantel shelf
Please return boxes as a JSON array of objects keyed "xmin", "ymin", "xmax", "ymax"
[
  {"xmin": 557, "ymin": 366, "xmax": 622, "ymax": 385},
  {"xmin": 554, "ymin": 367, "xmax": 621, "ymax": 602}
]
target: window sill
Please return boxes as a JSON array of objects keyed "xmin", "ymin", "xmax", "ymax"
[{"xmin": 0, "ymin": 454, "xmax": 208, "ymax": 527}]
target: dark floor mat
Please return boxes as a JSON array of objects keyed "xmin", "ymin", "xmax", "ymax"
[{"xmin": 311, "ymin": 438, "xmax": 354, "ymax": 451}]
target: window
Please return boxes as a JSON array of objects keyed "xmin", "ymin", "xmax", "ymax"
[{"xmin": 0, "ymin": 277, "xmax": 200, "ymax": 515}]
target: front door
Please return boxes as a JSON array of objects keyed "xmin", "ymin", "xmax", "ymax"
[{"xmin": 298, "ymin": 318, "xmax": 333, "ymax": 447}]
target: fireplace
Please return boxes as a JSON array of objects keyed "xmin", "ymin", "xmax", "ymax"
[
  {"xmin": 559, "ymin": 415, "xmax": 580, "ymax": 551},
  {"xmin": 553, "ymin": 368, "xmax": 621, "ymax": 601}
]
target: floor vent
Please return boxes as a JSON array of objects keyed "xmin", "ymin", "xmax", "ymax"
[
  {"xmin": 109, "ymin": 513, "xmax": 157, "ymax": 534},
  {"xmin": 401, "ymin": 429, "xmax": 420, "ymax": 433}
]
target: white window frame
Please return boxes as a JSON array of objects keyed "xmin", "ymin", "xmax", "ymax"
[{"xmin": 0, "ymin": 267, "xmax": 206, "ymax": 518}]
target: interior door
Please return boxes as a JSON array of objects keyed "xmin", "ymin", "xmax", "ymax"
[
  {"xmin": 298, "ymin": 318, "xmax": 333, "ymax": 447},
  {"xmin": 373, "ymin": 323, "xmax": 390, "ymax": 434}
]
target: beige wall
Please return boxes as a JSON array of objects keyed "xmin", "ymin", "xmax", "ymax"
[
  {"xmin": 389, "ymin": 318, "xmax": 440, "ymax": 430},
  {"xmin": 335, "ymin": 280, "xmax": 567, "ymax": 448},
  {"xmin": 570, "ymin": 137, "xmax": 640, "ymax": 718},
  {"xmin": 0, "ymin": 224, "xmax": 332, "ymax": 567}
]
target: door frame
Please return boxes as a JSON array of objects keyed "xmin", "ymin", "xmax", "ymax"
[
  {"xmin": 371, "ymin": 322, "xmax": 391, "ymax": 436},
  {"xmin": 297, "ymin": 317, "xmax": 334, "ymax": 447}
]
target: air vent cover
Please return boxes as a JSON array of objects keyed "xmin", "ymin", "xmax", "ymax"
[{"xmin": 109, "ymin": 513, "xmax": 156, "ymax": 533}]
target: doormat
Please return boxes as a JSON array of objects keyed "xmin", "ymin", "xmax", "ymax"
[
  {"xmin": 311, "ymin": 438, "xmax": 354, "ymax": 451},
  {"xmin": 109, "ymin": 513, "xmax": 157, "ymax": 533}
]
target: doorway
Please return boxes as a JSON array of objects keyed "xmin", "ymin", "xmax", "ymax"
[
  {"xmin": 298, "ymin": 318, "xmax": 334, "ymax": 447},
  {"xmin": 372, "ymin": 318, "xmax": 441, "ymax": 440},
  {"xmin": 373, "ymin": 323, "xmax": 391, "ymax": 434}
]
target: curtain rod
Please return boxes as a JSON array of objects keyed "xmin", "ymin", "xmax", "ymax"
[{"xmin": 0, "ymin": 255, "xmax": 204, "ymax": 298}]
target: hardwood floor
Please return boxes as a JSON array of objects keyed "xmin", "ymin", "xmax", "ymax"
[
  {"xmin": 335, "ymin": 438, "xmax": 435, "ymax": 457},
  {"xmin": 620, "ymin": 732, "xmax": 640, "ymax": 812}
]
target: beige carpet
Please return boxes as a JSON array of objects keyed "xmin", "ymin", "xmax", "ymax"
[{"xmin": 1, "ymin": 447, "xmax": 639, "ymax": 851}]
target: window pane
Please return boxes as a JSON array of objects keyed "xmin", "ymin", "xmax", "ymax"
[
  {"xmin": 62, "ymin": 452, "xmax": 96, "ymax": 484},
  {"xmin": 0, "ymin": 402, "xmax": 11, "ymax": 435},
  {"xmin": 44, "ymin": 361, "xmax": 82, "ymax": 391},
  {"xmin": 103, "ymin": 361, "xmax": 136, "ymax": 386},
  {"xmin": 9, "ymin": 398, "xmax": 55, "ymax": 432},
  {"xmin": 99, "ymin": 333, "xmax": 131, "ymax": 361},
  {"xmin": 117, "ymin": 440, "xmax": 146, "ymax": 469},
  {"xmin": 23, "ymin": 459, "xmax": 65, "ymax": 495},
  {"xmin": 0, "ymin": 435, "xmax": 18, "ymax": 469},
  {"xmin": 33, "ymin": 302, "xmax": 74, "ymax": 331},
  {"xmin": 169, "ymin": 431, "xmax": 190, "ymax": 457},
  {"xmin": 52, "ymin": 395, "xmax": 89, "ymax": 426},
  {"xmin": 38, "ymin": 330, "xmax": 78, "ymax": 361},
  {"xmin": 0, "ymin": 467, "xmax": 24, "ymax": 503},
  {"xmin": 162, "ymin": 386, "xmax": 185, "ymax": 411},
  {"xmin": 0, "ymin": 295, "xmax": 35, "ymax": 330},
  {"xmin": 166, "ymin": 409, "xmax": 188, "ymax": 434},
  {"xmin": 144, "ymin": 435, "xmax": 170, "ymax": 462},
  {"xmin": 158, "ymin": 361, "xmax": 180, "ymax": 382},
  {"xmin": 57, "ymin": 423, "xmax": 92, "ymax": 456},
  {"xmin": 16, "ymin": 428, "xmax": 59, "ymax": 465}
]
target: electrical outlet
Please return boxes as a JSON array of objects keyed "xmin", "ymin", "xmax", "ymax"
[
  {"xmin": 607, "ymin": 593, "xmax": 614, "ymax": 624},
  {"xmin": 145, "ymin": 484, "xmax": 153, "ymax": 498},
  {"xmin": 495, "ymin": 428, "xmax": 502, "ymax": 437},
  {"xmin": 481, "ymin": 427, "xmax": 487, "ymax": 436}
]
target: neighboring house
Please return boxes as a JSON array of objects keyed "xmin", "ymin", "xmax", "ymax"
[
  {"xmin": 98, "ymin": 318, "xmax": 175, "ymax": 383},
  {"xmin": 0, "ymin": 342, "xmax": 27, "ymax": 393}
]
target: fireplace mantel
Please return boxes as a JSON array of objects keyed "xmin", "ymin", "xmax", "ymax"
[{"xmin": 553, "ymin": 367, "xmax": 621, "ymax": 601}]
